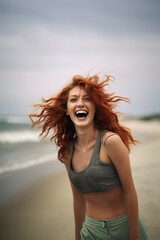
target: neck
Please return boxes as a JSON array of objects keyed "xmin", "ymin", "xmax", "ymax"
[{"xmin": 75, "ymin": 125, "xmax": 99, "ymax": 148}]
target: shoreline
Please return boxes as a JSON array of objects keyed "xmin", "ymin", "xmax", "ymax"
[{"xmin": 0, "ymin": 158, "xmax": 64, "ymax": 207}]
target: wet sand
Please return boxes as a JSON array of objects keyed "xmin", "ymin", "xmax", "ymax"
[{"xmin": 0, "ymin": 161, "xmax": 74, "ymax": 240}]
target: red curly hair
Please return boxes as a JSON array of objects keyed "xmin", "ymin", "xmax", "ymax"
[{"xmin": 29, "ymin": 74, "xmax": 137, "ymax": 162}]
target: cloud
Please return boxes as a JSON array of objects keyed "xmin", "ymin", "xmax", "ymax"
[
  {"xmin": 1, "ymin": 25, "xmax": 159, "ymax": 71},
  {"xmin": 0, "ymin": 0, "xmax": 160, "ymax": 116},
  {"xmin": 1, "ymin": 0, "xmax": 160, "ymax": 35}
]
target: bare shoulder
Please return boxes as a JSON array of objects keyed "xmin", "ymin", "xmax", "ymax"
[
  {"xmin": 102, "ymin": 131, "xmax": 122, "ymax": 146},
  {"xmin": 102, "ymin": 131, "xmax": 128, "ymax": 159}
]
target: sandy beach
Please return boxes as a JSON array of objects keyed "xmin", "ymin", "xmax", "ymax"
[
  {"xmin": 0, "ymin": 160, "xmax": 75, "ymax": 240},
  {"xmin": 0, "ymin": 120, "xmax": 160, "ymax": 240}
]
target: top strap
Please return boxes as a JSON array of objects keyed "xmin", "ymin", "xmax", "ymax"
[{"xmin": 104, "ymin": 133, "xmax": 117, "ymax": 144}]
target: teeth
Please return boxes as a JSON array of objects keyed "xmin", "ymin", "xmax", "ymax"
[
  {"xmin": 75, "ymin": 110, "xmax": 88, "ymax": 114},
  {"xmin": 75, "ymin": 110, "xmax": 88, "ymax": 118}
]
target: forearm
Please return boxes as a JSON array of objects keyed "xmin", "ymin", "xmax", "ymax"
[
  {"xmin": 73, "ymin": 199, "xmax": 86, "ymax": 240},
  {"xmin": 125, "ymin": 189, "xmax": 139, "ymax": 240},
  {"xmin": 74, "ymin": 211, "xmax": 85, "ymax": 240}
]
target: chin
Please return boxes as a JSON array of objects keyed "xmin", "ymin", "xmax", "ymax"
[{"xmin": 74, "ymin": 120, "xmax": 94, "ymax": 128}]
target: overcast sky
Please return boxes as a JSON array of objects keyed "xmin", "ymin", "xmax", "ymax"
[{"xmin": 0, "ymin": 0, "xmax": 160, "ymax": 117}]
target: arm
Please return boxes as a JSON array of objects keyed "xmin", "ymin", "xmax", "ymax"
[
  {"xmin": 70, "ymin": 181, "xmax": 86, "ymax": 240},
  {"xmin": 64, "ymin": 162, "xmax": 86, "ymax": 240},
  {"xmin": 105, "ymin": 135, "xmax": 139, "ymax": 240}
]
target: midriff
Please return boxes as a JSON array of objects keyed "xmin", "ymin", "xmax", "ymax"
[{"xmin": 84, "ymin": 186, "xmax": 127, "ymax": 219}]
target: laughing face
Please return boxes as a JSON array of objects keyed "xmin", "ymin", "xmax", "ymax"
[{"xmin": 67, "ymin": 86, "xmax": 96, "ymax": 129}]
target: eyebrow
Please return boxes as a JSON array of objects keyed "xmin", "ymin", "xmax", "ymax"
[{"xmin": 69, "ymin": 94, "xmax": 89, "ymax": 98}]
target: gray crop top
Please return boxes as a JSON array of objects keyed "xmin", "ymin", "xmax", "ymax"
[{"xmin": 68, "ymin": 131, "xmax": 121, "ymax": 193}]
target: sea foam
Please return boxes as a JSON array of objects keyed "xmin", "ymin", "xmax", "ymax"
[
  {"xmin": 0, "ymin": 153, "xmax": 56, "ymax": 174},
  {"xmin": 0, "ymin": 130, "xmax": 39, "ymax": 144}
]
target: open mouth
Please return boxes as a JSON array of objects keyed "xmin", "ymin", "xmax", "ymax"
[{"xmin": 75, "ymin": 110, "xmax": 88, "ymax": 119}]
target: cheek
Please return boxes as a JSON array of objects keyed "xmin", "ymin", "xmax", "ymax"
[
  {"xmin": 91, "ymin": 104, "xmax": 96, "ymax": 115},
  {"xmin": 66, "ymin": 103, "xmax": 73, "ymax": 116},
  {"xmin": 66, "ymin": 101, "xmax": 71, "ymax": 111}
]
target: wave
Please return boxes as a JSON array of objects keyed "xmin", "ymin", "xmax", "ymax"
[
  {"xmin": 0, "ymin": 130, "xmax": 40, "ymax": 143},
  {"xmin": 0, "ymin": 153, "xmax": 56, "ymax": 174},
  {"xmin": 0, "ymin": 115, "xmax": 48, "ymax": 143},
  {"xmin": 0, "ymin": 115, "xmax": 30, "ymax": 124}
]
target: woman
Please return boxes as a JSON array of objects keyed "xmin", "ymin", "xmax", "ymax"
[{"xmin": 30, "ymin": 74, "xmax": 151, "ymax": 240}]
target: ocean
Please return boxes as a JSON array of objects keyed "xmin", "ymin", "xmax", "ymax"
[
  {"xmin": 0, "ymin": 115, "xmax": 157, "ymax": 175},
  {"xmin": 0, "ymin": 115, "xmax": 57, "ymax": 175}
]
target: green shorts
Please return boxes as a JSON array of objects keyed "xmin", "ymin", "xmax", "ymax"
[{"xmin": 80, "ymin": 214, "xmax": 151, "ymax": 240}]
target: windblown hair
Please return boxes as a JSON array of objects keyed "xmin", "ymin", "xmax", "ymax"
[{"xmin": 29, "ymin": 74, "xmax": 137, "ymax": 162}]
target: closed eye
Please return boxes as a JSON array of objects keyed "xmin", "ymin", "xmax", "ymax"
[
  {"xmin": 68, "ymin": 95, "xmax": 91, "ymax": 102},
  {"xmin": 83, "ymin": 97, "xmax": 91, "ymax": 101},
  {"xmin": 70, "ymin": 98, "xmax": 77, "ymax": 102}
]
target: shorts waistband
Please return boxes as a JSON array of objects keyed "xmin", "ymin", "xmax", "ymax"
[{"xmin": 85, "ymin": 214, "xmax": 128, "ymax": 228}]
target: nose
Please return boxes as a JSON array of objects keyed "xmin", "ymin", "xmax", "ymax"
[{"xmin": 77, "ymin": 98, "xmax": 84, "ymax": 107}]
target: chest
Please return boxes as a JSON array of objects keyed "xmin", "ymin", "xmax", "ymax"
[
  {"xmin": 72, "ymin": 147, "xmax": 93, "ymax": 172},
  {"xmin": 71, "ymin": 142, "xmax": 110, "ymax": 173}
]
